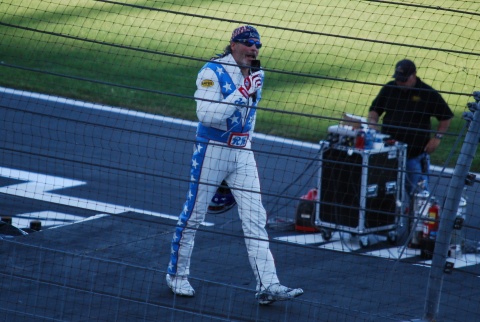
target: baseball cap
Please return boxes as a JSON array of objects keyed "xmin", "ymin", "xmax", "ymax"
[
  {"xmin": 392, "ymin": 59, "xmax": 416, "ymax": 82},
  {"xmin": 231, "ymin": 25, "xmax": 260, "ymax": 42}
]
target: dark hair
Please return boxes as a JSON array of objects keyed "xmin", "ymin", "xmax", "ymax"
[{"xmin": 211, "ymin": 44, "xmax": 232, "ymax": 60}]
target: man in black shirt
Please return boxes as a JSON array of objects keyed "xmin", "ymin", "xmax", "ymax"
[{"xmin": 368, "ymin": 59, "xmax": 454, "ymax": 196}]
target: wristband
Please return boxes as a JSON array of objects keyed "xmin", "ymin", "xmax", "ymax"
[{"xmin": 434, "ymin": 133, "xmax": 443, "ymax": 140}]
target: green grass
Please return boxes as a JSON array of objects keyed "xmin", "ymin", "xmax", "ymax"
[{"xmin": 1, "ymin": 0, "xmax": 479, "ymax": 170}]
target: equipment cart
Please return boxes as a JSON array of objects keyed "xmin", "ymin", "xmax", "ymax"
[{"xmin": 315, "ymin": 140, "xmax": 407, "ymax": 248}]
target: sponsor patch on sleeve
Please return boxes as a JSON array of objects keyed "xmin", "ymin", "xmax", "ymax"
[{"xmin": 201, "ymin": 79, "xmax": 214, "ymax": 87}]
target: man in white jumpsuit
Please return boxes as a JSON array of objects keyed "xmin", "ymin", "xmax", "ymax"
[{"xmin": 166, "ymin": 25, "xmax": 303, "ymax": 305}]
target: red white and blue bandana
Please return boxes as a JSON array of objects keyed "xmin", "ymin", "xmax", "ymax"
[{"xmin": 231, "ymin": 25, "xmax": 260, "ymax": 42}]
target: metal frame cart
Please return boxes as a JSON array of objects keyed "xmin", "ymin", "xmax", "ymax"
[{"xmin": 314, "ymin": 140, "xmax": 407, "ymax": 248}]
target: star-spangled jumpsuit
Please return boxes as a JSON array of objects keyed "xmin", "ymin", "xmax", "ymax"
[{"xmin": 167, "ymin": 53, "xmax": 280, "ymax": 291}]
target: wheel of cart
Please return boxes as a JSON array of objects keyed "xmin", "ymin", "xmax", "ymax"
[
  {"xmin": 385, "ymin": 223, "xmax": 409, "ymax": 246},
  {"xmin": 320, "ymin": 228, "xmax": 332, "ymax": 241},
  {"xmin": 359, "ymin": 235, "xmax": 369, "ymax": 248},
  {"xmin": 387, "ymin": 230, "xmax": 398, "ymax": 245}
]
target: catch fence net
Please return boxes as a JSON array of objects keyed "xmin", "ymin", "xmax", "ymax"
[{"xmin": 0, "ymin": 1, "xmax": 479, "ymax": 321}]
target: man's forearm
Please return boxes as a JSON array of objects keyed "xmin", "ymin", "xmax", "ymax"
[
  {"xmin": 436, "ymin": 119, "xmax": 451, "ymax": 134},
  {"xmin": 367, "ymin": 111, "xmax": 380, "ymax": 131}
]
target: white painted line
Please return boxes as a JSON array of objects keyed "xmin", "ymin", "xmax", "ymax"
[
  {"xmin": 11, "ymin": 211, "xmax": 86, "ymax": 229},
  {"xmin": 419, "ymin": 253, "xmax": 480, "ymax": 269},
  {"xmin": 48, "ymin": 213, "xmax": 109, "ymax": 229},
  {"xmin": 0, "ymin": 166, "xmax": 214, "ymax": 226},
  {"xmin": 275, "ymin": 231, "xmax": 362, "ymax": 252},
  {"xmin": 319, "ymin": 237, "xmax": 362, "ymax": 252},
  {"xmin": 364, "ymin": 247, "xmax": 420, "ymax": 260},
  {"xmin": 0, "ymin": 86, "xmax": 320, "ymax": 150},
  {"xmin": 277, "ymin": 230, "xmax": 480, "ymax": 269},
  {"xmin": 449, "ymin": 254, "xmax": 480, "ymax": 268},
  {"xmin": 275, "ymin": 233, "xmax": 324, "ymax": 244}
]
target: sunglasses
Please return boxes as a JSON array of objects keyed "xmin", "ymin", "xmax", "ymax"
[{"xmin": 235, "ymin": 39, "xmax": 262, "ymax": 49}]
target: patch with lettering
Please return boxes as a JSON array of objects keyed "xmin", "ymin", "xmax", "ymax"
[
  {"xmin": 412, "ymin": 95, "xmax": 421, "ymax": 102},
  {"xmin": 201, "ymin": 79, "xmax": 214, "ymax": 87}
]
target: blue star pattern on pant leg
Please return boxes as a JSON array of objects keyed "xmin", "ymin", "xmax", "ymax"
[{"xmin": 168, "ymin": 141, "xmax": 207, "ymax": 275}]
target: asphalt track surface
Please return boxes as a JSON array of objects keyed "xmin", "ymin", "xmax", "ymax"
[{"xmin": 0, "ymin": 87, "xmax": 479, "ymax": 321}]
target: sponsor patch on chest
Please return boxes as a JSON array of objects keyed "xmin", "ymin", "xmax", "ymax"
[{"xmin": 201, "ymin": 79, "xmax": 214, "ymax": 87}]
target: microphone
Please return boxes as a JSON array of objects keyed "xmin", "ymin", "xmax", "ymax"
[{"xmin": 250, "ymin": 59, "xmax": 261, "ymax": 102}]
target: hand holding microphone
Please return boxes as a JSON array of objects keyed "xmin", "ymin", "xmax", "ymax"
[{"xmin": 238, "ymin": 71, "xmax": 262, "ymax": 99}]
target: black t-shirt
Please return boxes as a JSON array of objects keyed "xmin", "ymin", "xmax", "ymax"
[{"xmin": 369, "ymin": 77, "xmax": 454, "ymax": 158}]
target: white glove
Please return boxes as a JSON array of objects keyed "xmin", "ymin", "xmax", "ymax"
[{"xmin": 238, "ymin": 71, "xmax": 262, "ymax": 99}]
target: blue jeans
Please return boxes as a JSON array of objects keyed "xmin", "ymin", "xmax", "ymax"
[{"xmin": 406, "ymin": 152, "xmax": 430, "ymax": 196}]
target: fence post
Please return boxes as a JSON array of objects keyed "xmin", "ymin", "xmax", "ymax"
[{"xmin": 423, "ymin": 92, "xmax": 480, "ymax": 320}]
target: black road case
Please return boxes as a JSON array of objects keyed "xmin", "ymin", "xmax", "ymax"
[{"xmin": 315, "ymin": 141, "xmax": 406, "ymax": 247}]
